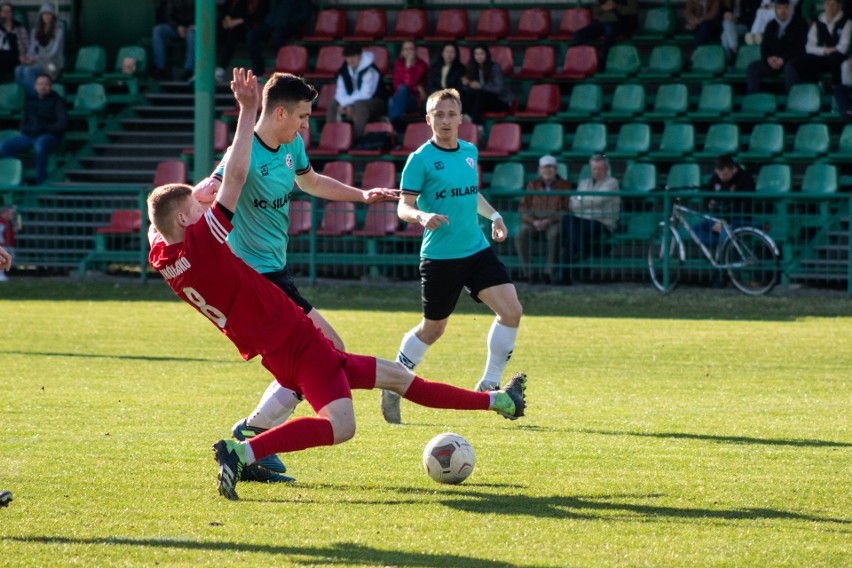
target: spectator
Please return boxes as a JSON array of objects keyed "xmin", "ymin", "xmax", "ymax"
[
  {"xmin": 428, "ymin": 42, "xmax": 465, "ymax": 94},
  {"xmin": 0, "ymin": 2, "xmax": 28, "ymax": 79},
  {"xmin": 388, "ymin": 41, "xmax": 428, "ymax": 131},
  {"xmin": 151, "ymin": 0, "xmax": 195, "ymax": 81},
  {"xmin": 560, "ymin": 154, "xmax": 620, "ymax": 285},
  {"xmin": 685, "ymin": 0, "xmax": 723, "ymax": 45},
  {"xmin": 572, "ymin": 0, "xmax": 638, "ymax": 63},
  {"xmin": 0, "ymin": 206, "xmax": 15, "ymax": 282},
  {"xmin": 0, "ymin": 73, "xmax": 66, "ymax": 184},
  {"xmin": 696, "ymin": 154, "xmax": 755, "ymax": 247},
  {"xmin": 721, "ymin": 0, "xmax": 761, "ymax": 60},
  {"xmin": 459, "ymin": 45, "xmax": 515, "ymax": 127},
  {"xmin": 746, "ymin": 0, "xmax": 800, "ymax": 43},
  {"xmin": 326, "ymin": 45, "xmax": 386, "ymax": 139},
  {"xmin": 15, "ymin": 3, "xmax": 63, "ymax": 95},
  {"xmin": 247, "ymin": 0, "xmax": 312, "ymax": 77},
  {"xmin": 786, "ymin": 0, "xmax": 851, "ymax": 89},
  {"xmin": 833, "ymin": 56, "xmax": 852, "ymax": 118},
  {"xmin": 746, "ymin": 0, "xmax": 807, "ymax": 93},
  {"xmin": 216, "ymin": 0, "xmax": 269, "ymax": 82},
  {"xmin": 513, "ymin": 155, "xmax": 571, "ymax": 285}
]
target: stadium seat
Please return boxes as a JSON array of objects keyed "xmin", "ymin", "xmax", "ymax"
[
  {"xmin": 551, "ymin": 8, "xmax": 592, "ymax": 41},
  {"xmin": 68, "ymin": 83, "xmax": 107, "ymax": 134},
  {"xmin": 777, "ymin": 83, "xmax": 822, "ymax": 120},
  {"xmin": 0, "ymin": 83, "xmax": 24, "ymax": 119},
  {"xmin": 600, "ymin": 83, "xmax": 645, "ymax": 119},
  {"xmin": 182, "ymin": 120, "xmax": 229, "ymax": 157},
  {"xmin": 508, "ymin": 8, "xmax": 551, "ymax": 41},
  {"xmin": 0, "ymin": 157, "xmax": 23, "ymax": 187},
  {"xmin": 344, "ymin": 9, "xmax": 387, "ymax": 41},
  {"xmin": 364, "ymin": 45, "xmax": 390, "ymax": 75},
  {"xmin": 487, "ymin": 162, "xmax": 525, "ymax": 196},
  {"xmin": 691, "ymin": 83, "xmax": 733, "ymax": 119},
  {"xmin": 390, "ymin": 122, "xmax": 432, "ymax": 156},
  {"xmin": 645, "ymin": 83, "xmax": 689, "ymax": 119},
  {"xmin": 303, "ymin": 9, "xmax": 347, "ymax": 42},
  {"xmin": 353, "ymin": 201, "xmax": 399, "ymax": 237},
  {"xmin": 314, "ymin": 83, "xmax": 336, "ymax": 114},
  {"xmin": 726, "ymin": 44, "xmax": 761, "ymax": 80},
  {"xmin": 273, "ymin": 45, "xmax": 308, "ymax": 75},
  {"xmin": 563, "ymin": 123, "xmax": 607, "ymax": 159},
  {"xmin": 650, "ymin": 123, "xmax": 695, "ymax": 159},
  {"xmin": 387, "ymin": 9, "xmax": 428, "ymax": 40},
  {"xmin": 753, "ymin": 164, "xmax": 793, "ymax": 237},
  {"xmin": 0, "ymin": 129, "xmax": 18, "ymax": 143},
  {"xmin": 621, "ymin": 162, "xmax": 658, "ymax": 193},
  {"xmin": 516, "ymin": 46, "xmax": 555, "ymax": 79},
  {"xmin": 694, "ymin": 123, "xmax": 740, "ymax": 159},
  {"xmin": 349, "ymin": 122, "xmax": 395, "ymax": 156},
  {"xmin": 298, "ymin": 127, "xmax": 311, "ymax": 150},
  {"xmin": 467, "ymin": 8, "xmax": 510, "ymax": 41},
  {"xmin": 683, "ymin": 45, "xmax": 726, "ymax": 78},
  {"xmin": 360, "ymin": 160, "xmax": 397, "ymax": 189},
  {"xmin": 63, "ymin": 45, "xmax": 106, "ymax": 83},
  {"xmin": 321, "ymin": 161, "xmax": 355, "ymax": 186},
  {"xmin": 458, "ymin": 122, "xmax": 480, "ymax": 146},
  {"xmin": 787, "ymin": 123, "xmax": 830, "ymax": 161},
  {"xmin": 316, "ymin": 202, "xmax": 356, "ymax": 236},
  {"xmin": 801, "ymin": 163, "xmax": 837, "ymax": 193},
  {"xmin": 598, "ymin": 45, "xmax": 640, "ymax": 78},
  {"xmin": 304, "ymin": 46, "xmax": 344, "ymax": 79},
  {"xmin": 756, "ymin": 163, "xmax": 792, "ymax": 193},
  {"xmin": 739, "ymin": 123, "xmax": 784, "ymax": 160},
  {"xmin": 313, "ymin": 122, "xmax": 352, "ymax": 156},
  {"xmin": 665, "ymin": 163, "xmax": 701, "ymax": 190},
  {"xmin": 555, "ymin": 46, "xmax": 598, "ymax": 79},
  {"xmin": 97, "ymin": 210, "xmax": 142, "ymax": 235},
  {"xmin": 424, "ymin": 9, "xmax": 469, "ymax": 41},
  {"xmin": 645, "ymin": 45, "xmax": 683, "ymax": 79},
  {"xmin": 558, "ymin": 83, "xmax": 603, "ymax": 120},
  {"xmin": 730, "ymin": 93, "xmax": 778, "ymax": 121},
  {"xmin": 394, "ymin": 221, "xmax": 425, "ymax": 238},
  {"xmin": 516, "ymin": 84, "xmax": 561, "ymax": 118},
  {"xmin": 608, "ymin": 123, "xmax": 651, "ymax": 158},
  {"xmin": 519, "ymin": 123, "xmax": 564, "ymax": 158},
  {"xmin": 488, "ymin": 45, "xmax": 515, "ymax": 77},
  {"xmin": 634, "ymin": 7, "xmax": 676, "ymax": 40},
  {"xmin": 288, "ymin": 200, "xmax": 313, "ymax": 235},
  {"xmin": 153, "ymin": 160, "xmax": 187, "ymax": 186},
  {"xmin": 100, "ymin": 45, "xmax": 147, "ymax": 100},
  {"xmin": 480, "ymin": 122, "xmax": 521, "ymax": 157},
  {"xmin": 827, "ymin": 123, "xmax": 852, "ymax": 162}
]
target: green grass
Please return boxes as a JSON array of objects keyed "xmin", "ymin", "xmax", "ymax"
[{"xmin": 0, "ymin": 280, "xmax": 850, "ymax": 566}]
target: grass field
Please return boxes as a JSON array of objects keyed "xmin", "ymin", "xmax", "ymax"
[{"xmin": 1, "ymin": 280, "xmax": 850, "ymax": 566}]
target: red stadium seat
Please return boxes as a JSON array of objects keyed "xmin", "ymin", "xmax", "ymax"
[
  {"xmin": 305, "ymin": 46, "xmax": 344, "ymax": 79},
  {"xmin": 316, "ymin": 201, "xmax": 356, "ymax": 236},
  {"xmin": 288, "ymin": 200, "xmax": 313, "ymax": 235},
  {"xmin": 364, "ymin": 45, "xmax": 390, "ymax": 75},
  {"xmin": 360, "ymin": 160, "xmax": 397, "ymax": 189},
  {"xmin": 459, "ymin": 46, "xmax": 471, "ymax": 67},
  {"xmin": 417, "ymin": 46, "xmax": 431, "ymax": 68},
  {"xmin": 344, "ymin": 9, "xmax": 387, "ymax": 41},
  {"xmin": 467, "ymin": 8, "xmax": 510, "ymax": 41},
  {"xmin": 353, "ymin": 201, "xmax": 399, "ymax": 237},
  {"xmin": 394, "ymin": 221, "xmax": 424, "ymax": 238},
  {"xmin": 97, "ymin": 210, "xmax": 141, "ymax": 234},
  {"xmin": 516, "ymin": 84, "xmax": 561, "ymax": 118},
  {"xmin": 387, "ymin": 9, "xmax": 428, "ymax": 41},
  {"xmin": 314, "ymin": 83, "xmax": 336, "ymax": 114},
  {"xmin": 182, "ymin": 120, "xmax": 229, "ymax": 156},
  {"xmin": 479, "ymin": 123, "xmax": 521, "ymax": 157},
  {"xmin": 489, "ymin": 46, "xmax": 514, "ymax": 77},
  {"xmin": 458, "ymin": 122, "xmax": 480, "ymax": 147},
  {"xmin": 350, "ymin": 122, "xmax": 396, "ymax": 156},
  {"xmin": 483, "ymin": 99, "xmax": 518, "ymax": 120},
  {"xmin": 390, "ymin": 122, "xmax": 432, "ymax": 156},
  {"xmin": 516, "ymin": 46, "xmax": 556, "ymax": 79},
  {"xmin": 424, "ymin": 9, "xmax": 469, "ymax": 41},
  {"xmin": 555, "ymin": 46, "xmax": 598, "ymax": 79},
  {"xmin": 273, "ymin": 46, "xmax": 308, "ymax": 76},
  {"xmin": 508, "ymin": 8, "xmax": 552, "ymax": 41},
  {"xmin": 297, "ymin": 127, "xmax": 311, "ymax": 150},
  {"xmin": 303, "ymin": 9, "xmax": 347, "ymax": 42},
  {"xmin": 552, "ymin": 8, "xmax": 592, "ymax": 41},
  {"xmin": 313, "ymin": 122, "xmax": 352, "ymax": 155},
  {"xmin": 153, "ymin": 159, "xmax": 187, "ymax": 186},
  {"xmin": 321, "ymin": 161, "xmax": 355, "ymax": 186}
]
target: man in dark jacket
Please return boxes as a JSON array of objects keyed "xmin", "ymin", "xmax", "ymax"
[
  {"xmin": 152, "ymin": 0, "xmax": 196, "ymax": 80},
  {"xmin": 746, "ymin": 0, "xmax": 808, "ymax": 93},
  {"xmin": 696, "ymin": 154, "xmax": 756, "ymax": 246},
  {"xmin": 0, "ymin": 73, "xmax": 66, "ymax": 184},
  {"xmin": 572, "ymin": 0, "xmax": 639, "ymax": 63},
  {"xmin": 247, "ymin": 0, "xmax": 312, "ymax": 76},
  {"xmin": 786, "ymin": 0, "xmax": 851, "ymax": 89}
]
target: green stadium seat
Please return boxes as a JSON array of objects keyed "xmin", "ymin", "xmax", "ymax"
[
  {"xmin": 101, "ymin": 45, "xmax": 147, "ymax": 101},
  {"xmin": 754, "ymin": 164, "xmax": 793, "ymax": 240},
  {"xmin": 558, "ymin": 83, "xmax": 603, "ymax": 121},
  {"xmin": 650, "ymin": 123, "xmax": 695, "ymax": 159},
  {"xmin": 683, "ymin": 45, "xmax": 726, "ymax": 78},
  {"xmin": 777, "ymin": 83, "xmax": 822, "ymax": 120},
  {"xmin": 645, "ymin": 83, "xmax": 689, "ymax": 119},
  {"xmin": 487, "ymin": 162, "xmax": 526, "ymax": 197},
  {"xmin": 827, "ymin": 123, "xmax": 852, "ymax": 162},
  {"xmin": 694, "ymin": 123, "xmax": 740, "ymax": 159},
  {"xmin": 621, "ymin": 162, "xmax": 658, "ymax": 193},
  {"xmin": 645, "ymin": 45, "xmax": 683, "ymax": 79},
  {"xmin": 799, "ymin": 163, "xmax": 837, "ymax": 229},
  {"xmin": 0, "ymin": 157, "xmax": 23, "ymax": 187},
  {"xmin": 600, "ymin": 83, "xmax": 645, "ymax": 119},
  {"xmin": 756, "ymin": 164, "xmax": 792, "ymax": 193},
  {"xmin": 563, "ymin": 123, "xmax": 607, "ymax": 159},
  {"xmin": 597, "ymin": 45, "xmax": 640, "ymax": 78},
  {"xmin": 63, "ymin": 46, "xmax": 107, "ymax": 83},
  {"xmin": 665, "ymin": 163, "xmax": 701, "ymax": 190},
  {"xmin": 0, "ymin": 129, "xmax": 18, "ymax": 143},
  {"xmin": 730, "ymin": 93, "xmax": 778, "ymax": 121},
  {"xmin": 725, "ymin": 45, "xmax": 761, "ymax": 80},
  {"xmin": 739, "ymin": 123, "xmax": 784, "ymax": 160},
  {"xmin": 519, "ymin": 123, "xmax": 564, "ymax": 158},
  {"xmin": 0, "ymin": 82, "xmax": 24, "ymax": 119},
  {"xmin": 68, "ymin": 83, "xmax": 107, "ymax": 135},
  {"xmin": 609, "ymin": 123, "xmax": 651, "ymax": 158},
  {"xmin": 634, "ymin": 7, "xmax": 676, "ymax": 40},
  {"xmin": 787, "ymin": 123, "xmax": 830, "ymax": 161},
  {"xmin": 691, "ymin": 83, "xmax": 733, "ymax": 120}
]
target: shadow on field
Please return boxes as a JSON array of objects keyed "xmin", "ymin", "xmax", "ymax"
[
  {"xmin": 437, "ymin": 491, "xmax": 851, "ymax": 524},
  {"xmin": 579, "ymin": 428, "xmax": 852, "ymax": 448},
  {"xmin": 2, "ymin": 536, "xmax": 534, "ymax": 567},
  {"xmin": 0, "ymin": 350, "xmax": 238, "ymax": 364}
]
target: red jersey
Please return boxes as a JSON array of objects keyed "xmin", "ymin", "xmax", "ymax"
[{"xmin": 149, "ymin": 204, "xmax": 310, "ymax": 360}]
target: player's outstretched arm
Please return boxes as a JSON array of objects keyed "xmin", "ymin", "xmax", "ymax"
[
  {"xmin": 216, "ymin": 68, "xmax": 259, "ymax": 213},
  {"xmin": 398, "ymin": 192, "xmax": 448, "ymax": 230},
  {"xmin": 297, "ymin": 168, "xmax": 400, "ymax": 203}
]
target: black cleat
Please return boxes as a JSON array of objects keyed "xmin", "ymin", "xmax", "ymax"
[
  {"xmin": 496, "ymin": 372, "xmax": 527, "ymax": 420},
  {"xmin": 212, "ymin": 439, "xmax": 245, "ymax": 500},
  {"xmin": 242, "ymin": 463, "xmax": 296, "ymax": 483},
  {"xmin": 0, "ymin": 490, "xmax": 11, "ymax": 508}
]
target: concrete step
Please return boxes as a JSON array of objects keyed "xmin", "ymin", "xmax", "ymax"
[
  {"xmin": 92, "ymin": 142, "xmax": 187, "ymax": 158},
  {"xmin": 64, "ymin": 168, "xmax": 155, "ymax": 183},
  {"xmin": 79, "ymin": 155, "xmax": 165, "ymax": 171},
  {"xmin": 132, "ymin": 104, "xmax": 232, "ymax": 117},
  {"xmin": 107, "ymin": 130, "xmax": 193, "ymax": 144},
  {"xmin": 120, "ymin": 118, "xmax": 194, "ymax": 132}
]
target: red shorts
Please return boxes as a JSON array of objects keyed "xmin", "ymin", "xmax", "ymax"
[{"xmin": 261, "ymin": 321, "xmax": 377, "ymax": 413}]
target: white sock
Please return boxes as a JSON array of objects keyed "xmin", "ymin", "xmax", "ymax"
[
  {"xmin": 243, "ymin": 441, "xmax": 256, "ymax": 465},
  {"xmin": 396, "ymin": 329, "xmax": 430, "ymax": 370},
  {"xmin": 479, "ymin": 321, "xmax": 518, "ymax": 388},
  {"xmin": 245, "ymin": 381, "xmax": 303, "ymax": 430}
]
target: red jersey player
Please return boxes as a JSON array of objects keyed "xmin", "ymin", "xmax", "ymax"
[{"xmin": 147, "ymin": 68, "xmax": 526, "ymax": 500}]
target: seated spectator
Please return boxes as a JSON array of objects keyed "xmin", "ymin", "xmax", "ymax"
[
  {"xmin": 151, "ymin": 0, "xmax": 195, "ymax": 81},
  {"xmin": 0, "ymin": 73, "xmax": 66, "ymax": 184},
  {"xmin": 746, "ymin": 0, "xmax": 807, "ymax": 93},
  {"xmin": 833, "ymin": 55, "xmax": 852, "ymax": 118},
  {"xmin": 560, "ymin": 154, "xmax": 620, "ymax": 285},
  {"xmin": 389, "ymin": 40, "xmax": 428, "ymax": 132},
  {"xmin": 0, "ymin": 2, "xmax": 28, "ymax": 79},
  {"xmin": 721, "ymin": 0, "xmax": 761, "ymax": 60},
  {"xmin": 429, "ymin": 43, "xmax": 465, "ymax": 94},
  {"xmin": 686, "ymin": 0, "xmax": 723, "ymax": 45},
  {"xmin": 786, "ymin": 0, "xmax": 851, "ymax": 89},
  {"xmin": 15, "ymin": 4, "xmax": 63, "ymax": 95},
  {"xmin": 572, "ymin": 0, "xmax": 638, "ymax": 63},
  {"xmin": 459, "ymin": 45, "xmax": 515, "ymax": 127},
  {"xmin": 695, "ymin": 154, "xmax": 755, "ymax": 247},
  {"xmin": 514, "ymin": 155, "xmax": 571, "ymax": 285},
  {"xmin": 215, "ymin": 0, "xmax": 268, "ymax": 82},
  {"xmin": 746, "ymin": 0, "xmax": 800, "ymax": 43},
  {"xmin": 326, "ymin": 45, "xmax": 386, "ymax": 139},
  {"xmin": 247, "ymin": 0, "xmax": 312, "ymax": 77}
]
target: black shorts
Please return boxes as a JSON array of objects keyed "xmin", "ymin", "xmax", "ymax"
[
  {"xmin": 262, "ymin": 266, "xmax": 314, "ymax": 314},
  {"xmin": 420, "ymin": 247, "xmax": 513, "ymax": 321}
]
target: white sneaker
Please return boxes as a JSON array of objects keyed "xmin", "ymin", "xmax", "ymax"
[{"xmin": 381, "ymin": 390, "xmax": 401, "ymax": 424}]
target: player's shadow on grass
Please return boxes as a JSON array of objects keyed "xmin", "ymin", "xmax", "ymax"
[
  {"xmin": 2, "ymin": 536, "xmax": 533, "ymax": 568},
  {"xmin": 0, "ymin": 350, "xmax": 238, "ymax": 364},
  {"xmin": 579, "ymin": 428, "xmax": 852, "ymax": 448}
]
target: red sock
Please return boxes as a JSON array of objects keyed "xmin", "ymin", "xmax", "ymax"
[
  {"xmin": 248, "ymin": 416, "xmax": 334, "ymax": 460},
  {"xmin": 402, "ymin": 376, "xmax": 490, "ymax": 410}
]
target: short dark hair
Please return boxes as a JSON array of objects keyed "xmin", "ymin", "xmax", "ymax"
[
  {"xmin": 263, "ymin": 73, "xmax": 317, "ymax": 114},
  {"xmin": 35, "ymin": 73, "xmax": 52, "ymax": 84},
  {"xmin": 343, "ymin": 45, "xmax": 362, "ymax": 58},
  {"xmin": 714, "ymin": 154, "xmax": 737, "ymax": 171},
  {"xmin": 147, "ymin": 183, "xmax": 192, "ymax": 235}
]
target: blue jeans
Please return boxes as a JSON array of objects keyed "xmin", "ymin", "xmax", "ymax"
[
  {"xmin": 388, "ymin": 84, "xmax": 419, "ymax": 121},
  {"xmin": 15, "ymin": 64, "xmax": 45, "ymax": 97},
  {"xmin": 152, "ymin": 23, "xmax": 195, "ymax": 71},
  {"xmin": 0, "ymin": 133, "xmax": 59, "ymax": 184},
  {"xmin": 721, "ymin": 20, "xmax": 747, "ymax": 61}
]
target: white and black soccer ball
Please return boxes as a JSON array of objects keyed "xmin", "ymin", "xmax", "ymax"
[{"xmin": 422, "ymin": 432, "xmax": 475, "ymax": 484}]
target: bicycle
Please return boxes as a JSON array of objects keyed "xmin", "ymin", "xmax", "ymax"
[{"xmin": 647, "ymin": 201, "xmax": 781, "ymax": 296}]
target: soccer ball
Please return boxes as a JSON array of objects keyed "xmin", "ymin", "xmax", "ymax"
[{"xmin": 422, "ymin": 432, "xmax": 475, "ymax": 484}]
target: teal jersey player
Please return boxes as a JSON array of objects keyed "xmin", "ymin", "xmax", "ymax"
[
  {"xmin": 214, "ymin": 133, "xmax": 311, "ymax": 273},
  {"xmin": 400, "ymin": 140, "xmax": 489, "ymax": 260}
]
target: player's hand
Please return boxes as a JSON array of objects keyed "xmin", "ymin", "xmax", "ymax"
[
  {"xmin": 492, "ymin": 217, "xmax": 508, "ymax": 242},
  {"xmin": 193, "ymin": 176, "xmax": 222, "ymax": 203},
  {"xmin": 231, "ymin": 68, "xmax": 259, "ymax": 111},
  {"xmin": 0, "ymin": 245, "xmax": 11, "ymax": 271},
  {"xmin": 363, "ymin": 188, "xmax": 401, "ymax": 203},
  {"xmin": 417, "ymin": 212, "xmax": 449, "ymax": 230}
]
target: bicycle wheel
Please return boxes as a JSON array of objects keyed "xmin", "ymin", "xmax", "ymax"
[
  {"xmin": 647, "ymin": 223, "xmax": 684, "ymax": 292},
  {"xmin": 723, "ymin": 227, "xmax": 780, "ymax": 296}
]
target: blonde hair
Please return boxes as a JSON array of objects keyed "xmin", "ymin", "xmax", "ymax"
[
  {"xmin": 426, "ymin": 88, "xmax": 462, "ymax": 113},
  {"xmin": 147, "ymin": 183, "xmax": 193, "ymax": 235}
]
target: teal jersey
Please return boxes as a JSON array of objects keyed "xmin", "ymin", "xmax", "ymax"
[
  {"xmin": 400, "ymin": 140, "xmax": 489, "ymax": 260},
  {"xmin": 217, "ymin": 133, "xmax": 311, "ymax": 273}
]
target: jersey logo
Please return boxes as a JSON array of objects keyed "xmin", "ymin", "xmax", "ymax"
[
  {"xmin": 260, "ymin": 164, "xmax": 269, "ymax": 177},
  {"xmin": 433, "ymin": 161, "xmax": 444, "ymax": 170},
  {"xmin": 466, "ymin": 157, "xmax": 475, "ymax": 168},
  {"xmin": 286, "ymin": 153, "xmax": 293, "ymax": 169}
]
